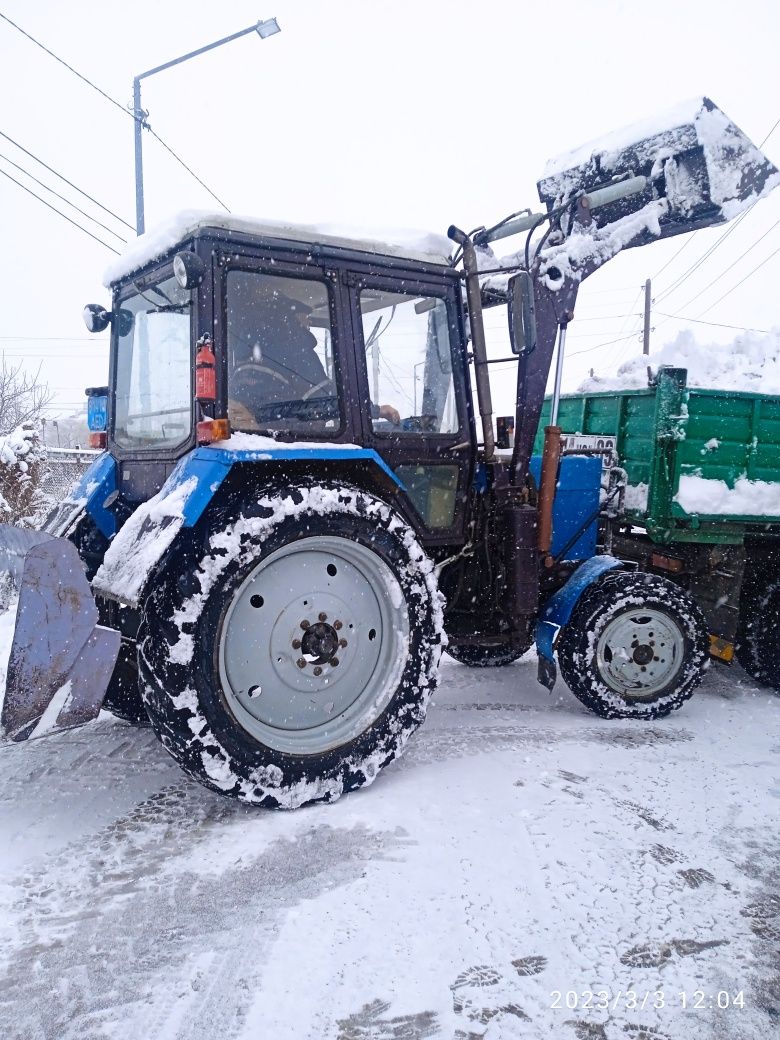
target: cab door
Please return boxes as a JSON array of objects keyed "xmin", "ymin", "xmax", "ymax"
[{"xmin": 346, "ymin": 269, "xmax": 474, "ymax": 545}]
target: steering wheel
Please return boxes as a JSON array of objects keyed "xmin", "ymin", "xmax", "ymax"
[
  {"xmin": 302, "ymin": 377, "xmax": 332, "ymax": 401},
  {"xmin": 232, "ymin": 363, "xmax": 292, "ymax": 389}
]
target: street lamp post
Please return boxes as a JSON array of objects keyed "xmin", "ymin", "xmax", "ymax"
[{"xmin": 133, "ymin": 17, "xmax": 280, "ymax": 235}]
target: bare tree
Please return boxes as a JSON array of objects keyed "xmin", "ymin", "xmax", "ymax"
[{"xmin": 0, "ymin": 358, "xmax": 53, "ymax": 436}]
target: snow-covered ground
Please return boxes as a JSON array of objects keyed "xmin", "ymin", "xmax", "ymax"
[{"xmin": 1, "ymin": 656, "xmax": 778, "ymax": 1040}]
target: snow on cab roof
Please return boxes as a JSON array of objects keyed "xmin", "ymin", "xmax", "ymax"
[{"xmin": 103, "ymin": 210, "xmax": 454, "ymax": 286}]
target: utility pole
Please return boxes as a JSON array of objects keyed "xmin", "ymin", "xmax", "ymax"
[{"xmin": 642, "ymin": 278, "xmax": 651, "ymax": 355}]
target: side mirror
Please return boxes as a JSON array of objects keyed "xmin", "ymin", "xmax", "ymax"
[
  {"xmin": 173, "ymin": 251, "xmax": 206, "ymax": 289},
  {"xmin": 508, "ymin": 271, "xmax": 537, "ymax": 356},
  {"xmin": 83, "ymin": 304, "xmax": 111, "ymax": 333}
]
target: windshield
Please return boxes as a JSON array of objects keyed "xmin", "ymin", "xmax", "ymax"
[{"xmin": 113, "ymin": 274, "xmax": 193, "ymax": 451}]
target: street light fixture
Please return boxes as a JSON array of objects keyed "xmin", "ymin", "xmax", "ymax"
[{"xmin": 132, "ymin": 18, "xmax": 281, "ymax": 235}]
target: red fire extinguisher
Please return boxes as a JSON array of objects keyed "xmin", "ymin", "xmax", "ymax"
[{"xmin": 196, "ymin": 335, "xmax": 216, "ymax": 402}]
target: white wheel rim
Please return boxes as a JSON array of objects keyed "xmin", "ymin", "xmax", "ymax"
[
  {"xmin": 217, "ymin": 536, "xmax": 409, "ymax": 755},
  {"xmin": 595, "ymin": 606, "xmax": 685, "ymax": 699}
]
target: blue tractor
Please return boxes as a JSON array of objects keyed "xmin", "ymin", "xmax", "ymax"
[{"xmin": 1, "ymin": 99, "xmax": 776, "ymax": 807}]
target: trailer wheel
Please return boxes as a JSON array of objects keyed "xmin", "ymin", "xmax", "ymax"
[
  {"xmin": 138, "ymin": 482, "xmax": 444, "ymax": 808},
  {"xmin": 556, "ymin": 571, "xmax": 707, "ymax": 719},
  {"xmin": 445, "ymin": 642, "xmax": 531, "ymax": 667},
  {"xmin": 736, "ymin": 578, "xmax": 780, "ymax": 692}
]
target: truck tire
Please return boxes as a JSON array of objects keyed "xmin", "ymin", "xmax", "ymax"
[
  {"xmin": 556, "ymin": 571, "xmax": 707, "ymax": 719},
  {"xmin": 445, "ymin": 642, "xmax": 531, "ymax": 667},
  {"xmin": 138, "ymin": 482, "xmax": 444, "ymax": 808},
  {"xmin": 736, "ymin": 578, "xmax": 780, "ymax": 692},
  {"xmin": 102, "ymin": 643, "xmax": 149, "ymax": 724}
]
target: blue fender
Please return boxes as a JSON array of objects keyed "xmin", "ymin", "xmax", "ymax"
[
  {"xmin": 171, "ymin": 443, "xmax": 404, "ymax": 528},
  {"xmin": 91, "ymin": 443, "xmax": 404, "ymax": 607},
  {"xmin": 535, "ymin": 555, "xmax": 624, "ymax": 690}
]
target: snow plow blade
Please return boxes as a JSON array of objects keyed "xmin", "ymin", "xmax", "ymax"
[
  {"xmin": 0, "ymin": 526, "xmax": 120, "ymax": 741},
  {"xmin": 538, "ymin": 97, "xmax": 779, "ymax": 243}
]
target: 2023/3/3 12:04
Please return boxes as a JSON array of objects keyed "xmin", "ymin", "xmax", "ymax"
[{"xmin": 550, "ymin": 990, "xmax": 746, "ymax": 1011}]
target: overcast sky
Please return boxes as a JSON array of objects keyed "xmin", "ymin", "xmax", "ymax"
[{"xmin": 1, "ymin": 0, "xmax": 778, "ymax": 422}]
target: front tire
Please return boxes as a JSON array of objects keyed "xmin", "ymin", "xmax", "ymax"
[
  {"xmin": 138, "ymin": 482, "xmax": 444, "ymax": 808},
  {"xmin": 556, "ymin": 571, "xmax": 708, "ymax": 719}
]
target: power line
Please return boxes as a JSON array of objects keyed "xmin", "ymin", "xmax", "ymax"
[
  {"xmin": 697, "ymin": 243, "xmax": 780, "ymax": 316},
  {"xmin": 0, "ymin": 166, "xmax": 120, "ymax": 253},
  {"xmin": 652, "ymin": 233, "xmax": 695, "ymax": 281},
  {"xmin": 674, "ymin": 215, "xmax": 780, "ymax": 313},
  {"xmin": 567, "ymin": 329, "xmax": 642, "ymax": 358},
  {"xmin": 0, "ymin": 151, "xmax": 127, "ymax": 241},
  {"xmin": 650, "ymin": 111, "xmax": 779, "ymax": 297},
  {"xmin": 654, "ymin": 208, "xmax": 751, "ymax": 305},
  {"xmin": 0, "ymin": 10, "xmax": 229, "ymax": 214},
  {"xmin": 654, "ymin": 311, "xmax": 770, "ymax": 334},
  {"xmin": 0, "ymin": 11, "xmax": 130, "ymax": 119},
  {"xmin": 0, "ymin": 128, "xmax": 134, "ymax": 231},
  {"xmin": 146, "ymin": 126, "xmax": 229, "ymax": 212}
]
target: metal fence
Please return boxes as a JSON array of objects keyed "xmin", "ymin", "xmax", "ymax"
[{"xmin": 41, "ymin": 448, "xmax": 100, "ymax": 501}]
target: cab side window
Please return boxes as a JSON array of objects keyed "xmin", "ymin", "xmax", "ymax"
[
  {"xmin": 226, "ymin": 270, "xmax": 340, "ymax": 434},
  {"xmin": 358, "ymin": 289, "xmax": 458, "ymax": 435}
]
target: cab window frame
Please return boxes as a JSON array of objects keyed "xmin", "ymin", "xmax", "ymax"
[
  {"xmin": 350, "ymin": 274, "xmax": 469, "ymax": 446},
  {"xmin": 219, "ymin": 257, "xmax": 348, "ymax": 441},
  {"xmin": 109, "ymin": 261, "xmax": 195, "ymax": 458}
]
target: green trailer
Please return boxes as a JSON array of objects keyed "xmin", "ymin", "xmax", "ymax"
[{"xmin": 534, "ymin": 366, "xmax": 780, "ymax": 690}]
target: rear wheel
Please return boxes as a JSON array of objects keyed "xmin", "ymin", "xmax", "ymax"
[
  {"xmin": 557, "ymin": 571, "xmax": 707, "ymax": 719},
  {"xmin": 138, "ymin": 482, "xmax": 444, "ymax": 808},
  {"xmin": 736, "ymin": 577, "xmax": 780, "ymax": 692}
]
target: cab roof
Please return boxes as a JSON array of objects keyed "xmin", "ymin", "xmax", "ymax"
[{"xmin": 103, "ymin": 210, "xmax": 454, "ymax": 287}]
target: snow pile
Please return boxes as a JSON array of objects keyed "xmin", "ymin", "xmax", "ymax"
[
  {"xmin": 579, "ymin": 328, "xmax": 780, "ymax": 394},
  {"xmin": 675, "ymin": 474, "xmax": 780, "ymax": 516}
]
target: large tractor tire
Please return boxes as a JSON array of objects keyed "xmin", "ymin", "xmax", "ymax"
[
  {"xmin": 138, "ymin": 482, "xmax": 444, "ymax": 808},
  {"xmin": 556, "ymin": 571, "xmax": 708, "ymax": 719},
  {"xmin": 736, "ymin": 577, "xmax": 780, "ymax": 692},
  {"xmin": 445, "ymin": 642, "xmax": 531, "ymax": 667}
]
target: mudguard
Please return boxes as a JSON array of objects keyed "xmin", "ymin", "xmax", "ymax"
[
  {"xmin": 92, "ymin": 442, "xmax": 404, "ymax": 609},
  {"xmin": 535, "ymin": 555, "xmax": 624, "ymax": 690}
]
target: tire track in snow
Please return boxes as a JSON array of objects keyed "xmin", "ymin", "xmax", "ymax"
[{"xmin": 0, "ymin": 782, "xmax": 416, "ymax": 1040}]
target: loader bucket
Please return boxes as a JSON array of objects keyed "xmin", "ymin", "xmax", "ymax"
[
  {"xmin": 538, "ymin": 97, "xmax": 779, "ymax": 243},
  {"xmin": 0, "ymin": 525, "xmax": 119, "ymax": 741}
]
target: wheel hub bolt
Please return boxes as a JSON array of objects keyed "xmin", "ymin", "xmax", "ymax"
[
  {"xmin": 300, "ymin": 619, "xmax": 310, "ymax": 630},
  {"xmin": 339, "ymin": 638, "xmax": 347, "ymax": 649},
  {"xmin": 333, "ymin": 620, "xmax": 343, "ymax": 631},
  {"xmin": 313, "ymin": 666, "xmax": 323, "ymax": 677},
  {"xmin": 292, "ymin": 638, "xmax": 302, "ymax": 650},
  {"xmin": 331, "ymin": 657, "xmax": 339, "ymax": 667},
  {"xmin": 297, "ymin": 658, "xmax": 307, "ymax": 669},
  {"xmin": 318, "ymin": 612, "xmax": 328, "ymax": 622}
]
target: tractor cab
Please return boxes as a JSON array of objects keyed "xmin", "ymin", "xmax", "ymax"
[{"xmin": 86, "ymin": 215, "xmax": 476, "ymax": 545}]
